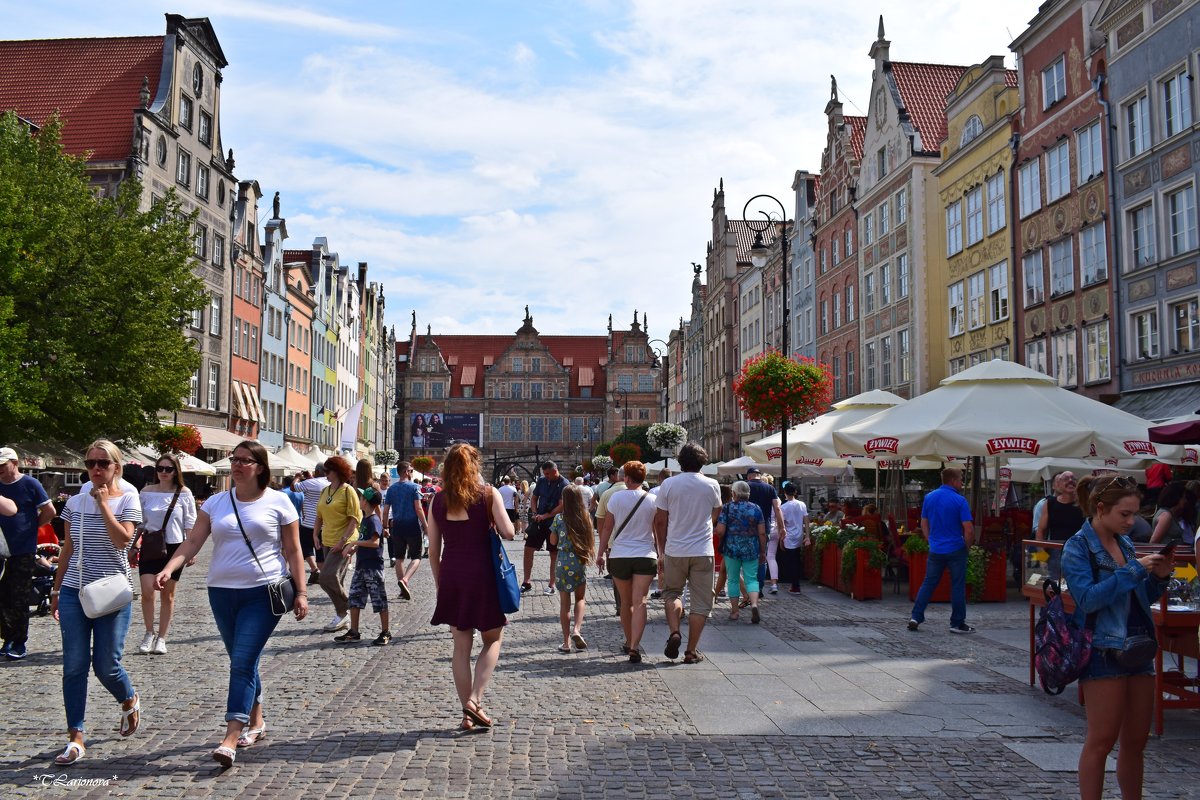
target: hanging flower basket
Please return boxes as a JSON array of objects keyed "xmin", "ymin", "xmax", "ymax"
[
  {"xmin": 375, "ymin": 449, "xmax": 399, "ymax": 466},
  {"xmin": 411, "ymin": 455, "xmax": 435, "ymax": 473},
  {"xmin": 733, "ymin": 351, "xmax": 833, "ymax": 428},
  {"xmin": 646, "ymin": 422, "xmax": 687, "ymax": 455},
  {"xmin": 591, "ymin": 455, "xmax": 614, "ymax": 473},
  {"xmin": 153, "ymin": 424, "xmax": 202, "ymax": 455},
  {"xmin": 610, "ymin": 442, "xmax": 641, "ymax": 464}
]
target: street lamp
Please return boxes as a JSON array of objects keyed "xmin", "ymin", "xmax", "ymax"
[
  {"xmin": 648, "ymin": 338, "xmax": 669, "ymax": 424},
  {"xmin": 614, "ymin": 387, "xmax": 630, "ymax": 439},
  {"xmin": 744, "ymin": 193, "xmax": 791, "ymax": 489}
]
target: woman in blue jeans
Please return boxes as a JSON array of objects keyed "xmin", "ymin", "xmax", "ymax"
[
  {"xmin": 51, "ymin": 440, "xmax": 143, "ymax": 766},
  {"xmin": 157, "ymin": 440, "xmax": 306, "ymax": 767},
  {"xmin": 715, "ymin": 481, "xmax": 766, "ymax": 624}
]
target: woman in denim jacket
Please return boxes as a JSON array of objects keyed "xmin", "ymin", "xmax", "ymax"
[{"xmin": 1061, "ymin": 475, "xmax": 1173, "ymax": 800}]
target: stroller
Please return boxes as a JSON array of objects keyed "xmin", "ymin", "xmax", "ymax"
[{"xmin": 29, "ymin": 525, "xmax": 61, "ymax": 617}]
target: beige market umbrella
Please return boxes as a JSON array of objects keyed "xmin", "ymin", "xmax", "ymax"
[
  {"xmin": 832, "ymin": 359, "xmax": 1184, "ymax": 461},
  {"xmin": 745, "ymin": 389, "xmax": 908, "ymax": 464}
]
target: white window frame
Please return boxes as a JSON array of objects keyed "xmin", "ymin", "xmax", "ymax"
[
  {"xmin": 1049, "ymin": 238, "xmax": 1074, "ymax": 297},
  {"xmin": 1046, "ymin": 140, "xmax": 1070, "ymax": 203},
  {"xmin": 1162, "ymin": 67, "xmax": 1194, "ymax": 139},
  {"xmin": 1167, "ymin": 183, "xmax": 1197, "ymax": 256},
  {"xmin": 863, "ymin": 212, "xmax": 874, "ymax": 246},
  {"xmin": 846, "ymin": 283, "xmax": 855, "ymax": 322},
  {"xmin": 1080, "ymin": 222, "xmax": 1108, "ymax": 285},
  {"xmin": 176, "ymin": 149, "xmax": 191, "ymax": 187},
  {"xmin": 863, "ymin": 273, "xmax": 875, "ymax": 314},
  {"xmin": 188, "ymin": 369, "xmax": 199, "ymax": 406},
  {"xmin": 1052, "ymin": 329, "xmax": 1078, "ymax": 387},
  {"xmin": 207, "ymin": 364, "xmax": 219, "ymax": 411},
  {"xmin": 989, "ymin": 262, "xmax": 1009, "ymax": 322},
  {"xmin": 949, "ymin": 281, "xmax": 965, "ymax": 337},
  {"xmin": 1023, "ymin": 251, "xmax": 1045, "ymax": 307},
  {"xmin": 1171, "ymin": 298, "xmax": 1200, "ymax": 354},
  {"xmin": 1025, "ymin": 339, "xmax": 1048, "ymax": 375},
  {"xmin": 1132, "ymin": 308, "xmax": 1161, "ymax": 359},
  {"xmin": 965, "ymin": 187, "xmax": 983, "ymax": 246},
  {"xmin": 1084, "ymin": 321, "xmax": 1111, "ymax": 384},
  {"xmin": 898, "ymin": 329, "xmax": 911, "ymax": 384},
  {"xmin": 987, "ymin": 172, "xmax": 1006, "ymax": 234},
  {"xmin": 1128, "ymin": 202, "xmax": 1157, "ymax": 270},
  {"xmin": 1125, "ymin": 94, "xmax": 1151, "ymax": 159},
  {"xmin": 1077, "ymin": 122, "xmax": 1103, "ymax": 184},
  {"xmin": 865, "ymin": 341, "xmax": 876, "ymax": 391},
  {"xmin": 1043, "ymin": 57, "xmax": 1066, "ymax": 109},
  {"xmin": 880, "ymin": 262, "xmax": 891, "ymax": 306},
  {"xmin": 967, "ymin": 272, "xmax": 986, "ymax": 330},
  {"xmin": 881, "ymin": 336, "xmax": 892, "ymax": 386},
  {"xmin": 895, "ymin": 188, "xmax": 907, "ymax": 224},
  {"xmin": 1019, "ymin": 160, "xmax": 1041, "ymax": 218},
  {"xmin": 946, "ymin": 200, "xmax": 963, "ymax": 256},
  {"xmin": 209, "ymin": 296, "xmax": 222, "ymax": 336},
  {"xmin": 880, "ymin": 200, "xmax": 890, "ymax": 235}
]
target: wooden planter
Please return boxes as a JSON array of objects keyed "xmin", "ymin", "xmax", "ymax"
[
  {"xmin": 907, "ymin": 551, "xmax": 950, "ymax": 602},
  {"xmin": 804, "ymin": 544, "xmax": 818, "ymax": 582},
  {"xmin": 979, "ymin": 550, "xmax": 1008, "ymax": 602},
  {"xmin": 848, "ymin": 548, "xmax": 882, "ymax": 601},
  {"xmin": 820, "ymin": 544, "xmax": 840, "ymax": 589}
]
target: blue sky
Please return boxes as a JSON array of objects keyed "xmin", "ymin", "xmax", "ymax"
[{"xmin": 4, "ymin": 1, "xmax": 1042, "ymax": 340}]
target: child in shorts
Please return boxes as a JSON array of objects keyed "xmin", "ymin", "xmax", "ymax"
[{"xmin": 335, "ymin": 488, "xmax": 391, "ymax": 645}]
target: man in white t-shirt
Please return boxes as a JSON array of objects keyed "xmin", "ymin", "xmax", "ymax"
[
  {"xmin": 573, "ymin": 477, "xmax": 594, "ymax": 514},
  {"xmin": 296, "ymin": 464, "xmax": 330, "ymax": 584},
  {"xmin": 652, "ymin": 442, "xmax": 721, "ymax": 664},
  {"xmin": 497, "ymin": 477, "xmax": 519, "ymax": 526}
]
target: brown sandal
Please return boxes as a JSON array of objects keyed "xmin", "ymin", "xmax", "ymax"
[
  {"xmin": 463, "ymin": 701, "xmax": 493, "ymax": 729},
  {"xmin": 683, "ymin": 650, "xmax": 705, "ymax": 664}
]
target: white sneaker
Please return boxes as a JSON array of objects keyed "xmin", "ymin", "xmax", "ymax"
[
  {"xmin": 323, "ymin": 614, "xmax": 349, "ymax": 632},
  {"xmin": 768, "ymin": 585, "xmax": 778, "ymax": 595},
  {"xmin": 138, "ymin": 631, "xmax": 155, "ymax": 654},
  {"xmin": 152, "ymin": 636, "xmax": 167, "ymax": 655}
]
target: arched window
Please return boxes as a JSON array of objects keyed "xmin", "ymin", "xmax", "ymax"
[{"xmin": 960, "ymin": 115, "xmax": 984, "ymax": 146}]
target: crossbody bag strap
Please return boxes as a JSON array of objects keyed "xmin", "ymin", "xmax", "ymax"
[
  {"xmin": 1084, "ymin": 544, "xmax": 1100, "ymax": 630},
  {"xmin": 162, "ymin": 487, "xmax": 182, "ymax": 531},
  {"xmin": 612, "ymin": 491, "xmax": 648, "ymax": 544},
  {"xmin": 230, "ymin": 491, "xmax": 271, "ymax": 581}
]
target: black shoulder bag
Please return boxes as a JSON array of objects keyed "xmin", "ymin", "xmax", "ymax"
[
  {"xmin": 133, "ymin": 488, "xmax": 181, "ymax": 562},
  {"xmin": 230, "ymin": 492, "xmax": 296, "ymax": 617}
]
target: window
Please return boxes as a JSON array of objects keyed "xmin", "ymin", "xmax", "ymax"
[
  {"xmin": 1025, "ymin": 339, "xmax": 1048, "ymax": 374},
  {"xmin": 832, "ymin": 238, "xmax": 840, "ymax": 264},
  {"xmin": 530, "ymin": 381, "xmax": 543, "ymax": 399},
  {"xmin": 1050, "ymin": 239, "xmax": 1074, "ymax": 296},
  {"xmin": 969, "ymin": 351, "xmax": 987, "ymax": 367},
  {"xmin": 196, "ymin": 164, "xmax": 209, "ymax": 199},
  {"xmin": 949, "ymin": 281, "xmax": 965, "ymax": 336},
  {"xmin": 209, "ymin": 296, "xmax": 222, "ymax": 335},
  {"xmin": 832, "ymin": 355, "xmax": 841, "ymax": 398},
  {"xmin": 863, "ymin": 273, "xmax": 875, "ymax": 314},
  {"xmin": 1052, "ymin": 330, "xmax": 1077, "ymax": 387},
  {"xmin": 232, "ymin": 319, "xmax": 241, "ymax": 356},
  {"xmin": 529, "ymin": 417, "xmax": 544, "ymax": 442},
  {"xmin": 989, "ymin": 262, "xmax": 1009, "ymax": 322},
  {"xmin": 820, "ymin": 300, "xmax": 828, "ymax": 335},
  {"xmin": 1162, "ymin": 69, "xmax": 1193, "ymax": 138},
  {"xmin": 1167, "ymin": 185, "xmax": 1197, "ymax": 256},
  {"xmin": 1084, "ymin": 322, "xmax": 1111, "ymax": 383},
  {"xmin": 1133, "ymin": 309, "xmax": 1160, "ymax": 358},
  {"xmin": 431, "ymin": 382, "xmax": 444, "ymax": 399},
  {"xmin": 844, "ymin": 228, "xmax": 853, "ymax": 257},
  {"xmin": 948, "ymin": 357, "xmax": 966, "ymax": 375},
  {"xmin": 959, "ymin": 188, "xmax": 981, "ymax": 247},
  {"xmin": 176, "ymin": 150, "xmax": 191, "ymax": 187},
  {"xmin": 189, "ymin": 369, "xmax": 199, "ymax": 406},
  {"xmin": 511, "ymin": 356, "xmax": 523, "ymax": 372},
  {"xmin": 1078, "ymin": 122, "xmax": 1103, "ymax": 183},
  {"xmin": 898, "ymin": 329, "xmax": 911, "ymax": 383},
  {"xmin": 992, "ymin": 344, "xmax": 1010, "ymax": 362},
  {"xmin": 411, "ymin": 382, "xmax": 424, "ymax": 399},
  {"xmin": 198, "ymin": 110, "xmax": 212, "ymax": 146},
  {"xmin": 530, "ymin": 357, "xmax": 541, "ymax": 372},
  {"xmin": 1019, "ymin": 160, "xmax": 1041, "ymax": 217},
  {"xmin": 865, "ymin": 342, "xmax": 877, "ymax": 390},
  {"xmin": 617, "ymin": 374, "xmax": 633, "ymax": 392},
  {"xmin": 179, "ymin": 95, "xmax": 193, "ymax": 130},
  {"xmin": 207, "ymin": 364, "xmax": 219, "ymax": 410},
  {"xmin": 637, "ymin": 374, "xmax": 654, "ymax": 392},
  {"xmin": 845, "ymin": 348, "xmax": 855, "ymax": 394},
  {"xmin": 1128, "ymin": 203, "xmax": 1157, "ymax": 269},
  {"xmin": 880, "ymin": 263, "xmax": 891, "ymax": 306},
  {"xmin": 194, "ymin": 224, "xmax": 207, "ymax": 259},
  {"xmin": 895, "ymin": 188, "xmax": 907, "ymax": 224},
  {"xmin": 846, "ymin": 284, "xmax": 855, "ymax": 322},
  {"xmin": 1043, "ymin": 57, "xmax": 1066, "ymax": 108},
  {"xmin": 833, "ymin": 291, "xmax": 841, "ymax": 328},
  {"xmin": 880, "ymin": 200, "xmax": 890, "ymax": 235},
  {"xmin": 548, "ymin": 418, "xmax": 563, "ymax": 440},
  {"xmin": 190, "ymin": 307, "xmax": 202, "ymax": 330},
  {"xmin": 946, "ymin": 200, "xmax": 963, "ymax": 255},
  {"xmin": 881, "ymin": 336, "xmax": 892, "ymax": 386},
  {"xmin": 819, "ymin": 246, "xmax": 827, "ymax": 274},
  {"xmin": 242, "ymin": 324, "xmax": 251, "ymax": 359},
  {"xmin": 863, "ymin": 213, "xmax": 874, "ymax": 246},
  {"xmin": 967, "ymin": 272, "xmax": 986, "ymax": 330},
  {"xmin": 1125, "ymin": 95, "xmax": 1151, "ymax": 158},
  {"xmin": 1046, "ymin": 140, "xmax": 1070, "ymax": 203},
  {"xmin": 1080, "ymin": 223, "xmax": 1108, "ymax": 285},
  {"xmin": 896, "ymin": 254, "xmax": 909, "ymax": 299},
  {"xmin": 960, "ymin": 115, "xmax": 984, "ymax": 145},
  {"xmin": 1172, "ymin": 299, "xmax": 1200, "ymax": 353},
  {"xmin": 987, "ymin": 173, "xmax": 1006, "ymax": 234},
  {"xmin": 877, "ymin": 147, "xmax": 887, "ymax": 179}
]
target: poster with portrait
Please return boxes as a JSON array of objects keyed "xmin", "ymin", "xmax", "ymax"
[{"xmin": 411, "ymin": 413, "xmax": 482, "ymax": 448}]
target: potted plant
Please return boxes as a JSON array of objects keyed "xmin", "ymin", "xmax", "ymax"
[
  {"xmin": 903, "ymin": 534, "xmax": 950, "ymax": 603},
  {"xmin": 809, "ymin": 523, "xmax": 842, "ymax": 588},
  {"xmin": 591, "ymin": 455, "xmax": 614, "ymax": 474},
  {"xmin": 841, "ymin": 536, "xmax": 886, "ymax": 601},
  {"xmin": 411, "ymin": 455, "xmax": 435, "ymax": 474},
  {"xmin": 646, "ymin": 422, "xmax": 688, "ymax": 457},
  {"xmin": 733, "ymin": 351, "xmax": 833, "ymax": 432}
]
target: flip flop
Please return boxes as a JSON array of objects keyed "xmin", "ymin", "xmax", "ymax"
[
  {"xmin": 558, "ymin": 644, "xmax": 572, "ymax": 653},
  {"xmin": 237, "ymin": 726, "xmax": 266, "ymax": 748},
  {"xmin": 398, "ymin": 580, "xmax": 412, "ymax": 600},
  {"xmin": 683, "ymin": 650, "xmax": 705, "ymax": 664},
  {"xmin": 570, "ymin": 633, "xmax": 587, "ymax": 650},
  {"xmin": 119, "ymin": 695, "xmax": 140, "ymax": 737},
  {"xmin": 54, "ymin": 742, "xmax": 85, "ymax": 766},
  {"xmin": 462, "ymin": 702, "xmax": 493, "ymax": 729},
  {"xmin": 664, "ymin": 631, "xmax": 682, "ymax": 660}
]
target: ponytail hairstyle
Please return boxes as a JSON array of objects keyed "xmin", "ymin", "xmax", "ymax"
[
  {"xmin": 1077, "ymin": 474, "xmax": 1139, "ymax": 518},
  {"xmin": 559, "ymin": 484, "xmax": 595, "ymax": 566}
]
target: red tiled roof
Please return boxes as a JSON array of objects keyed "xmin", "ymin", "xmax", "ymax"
[
  {"xmin": 889, "ymin": 61, "xmax": 969, "ymax": 152},
  {"xmin": 422, "ymin": 334, "xmax": 611, "ymax": 397},
  {"xmin": 0, "ymin": 36, "xmax": 164, "ymax": 161},
  {"xmin": 846, "ymin": 116, "xmax": 868, "ymax": 161},
  {"xmin": 728, "ymin": 219, "xmax": 779, "ymax": 263},
  {"xmin": 1004, "ymin": 69, "xmax": 1018, "ymax": 88}
]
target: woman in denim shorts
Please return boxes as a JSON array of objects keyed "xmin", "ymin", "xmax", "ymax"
[{"xmin": 1062, "ymin": 475, "xmax": 1173, "ymax": 800}]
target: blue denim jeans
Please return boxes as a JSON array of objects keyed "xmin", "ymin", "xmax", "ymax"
[
  {"xmin": 208, "ymin": 586, "xmax": 281, "ymax": 724},
  {"xmin": 58, "ymin": 585, "xmax": 135, "ymax": 733},
  {"xmin": 910, "ymin": 547, "xmax": 968, "ymax": 628}
]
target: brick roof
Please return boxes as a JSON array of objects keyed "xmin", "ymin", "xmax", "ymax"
[
  {"xmin": 889, "ymin": 61, "xmax": 969, "ymax": 152},
  {"xmin": 0, "ymin": 36, "xmax": 164, "ymax": 161},
  {"xmin": 728, "ymin": 219, "xmax": 779, "ymax": 263},
  {"xmin": 846, "ymin": 116, "xmax": 867, "ymax": 161},
  {"xmin": 1004, "ymin": 69, "xmax": 1019, "ymax": 88},
  {"xmin": 416, "ymin": 334, "xmax": 611, "ymax": 397}
]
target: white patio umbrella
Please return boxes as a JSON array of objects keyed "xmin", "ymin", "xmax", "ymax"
[
  {"xmin": 645, "ymin": 458, "xmax": 681, "ymax": 473},
  {"xmin": 716, "ymin": 455, "xmax": 849, "ymax": 478},
  {"xmin": 997, "ymin": 457, "xmax": 1146, "ymax": 484},
  {"xmin": 745, "ymin": 389, "xmax": 908, "ymax": 464},
  {"xmin": 274, "ymin": 443, "xmax": 316, "ymax": 471},
  {"xmin": 832, "ymin": 359, "xmax": 1185, "ymax": 461}
]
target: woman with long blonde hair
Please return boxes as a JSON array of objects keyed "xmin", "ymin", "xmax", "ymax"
[
  {"xmin": 550, "ymin": 484, "xmax": 595, "ymax": 652},
  {"xmin": 428, "ymin": 443, "xmax": 515, "ymax": 731}
]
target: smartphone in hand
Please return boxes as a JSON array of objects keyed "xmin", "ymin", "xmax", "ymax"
[{"xmin": 1158, "ymin": 542, "xmax": 1177, "ymax": 557}]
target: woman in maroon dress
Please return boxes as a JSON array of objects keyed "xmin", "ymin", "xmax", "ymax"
[{"xmin": 428, "ymin": 443, "xmax": 515, "ymax": 731}]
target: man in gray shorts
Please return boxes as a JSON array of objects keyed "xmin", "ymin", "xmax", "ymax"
[{"xmin": 652, "ymin": 442, "xmax": 721, "ymax": 664}]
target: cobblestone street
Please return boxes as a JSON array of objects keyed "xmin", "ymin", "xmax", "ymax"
[{"xmin": 3, "ymin": 543, "xmax": 1199, "ymax": 798}]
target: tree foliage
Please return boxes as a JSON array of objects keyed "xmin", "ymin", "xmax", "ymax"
[{"xmin": 0, "ymin": 112, "xmax": 206, "ymax": 444}]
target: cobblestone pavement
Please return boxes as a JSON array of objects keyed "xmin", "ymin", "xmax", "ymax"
[{"xmin": 2, "ymin": 544, "xmax": 1199, "ymax": 798}]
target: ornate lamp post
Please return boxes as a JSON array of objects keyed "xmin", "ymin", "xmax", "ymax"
[
  {"xmin": 745, "ymin": 193, "xmax": 791, "ymax": 488},
  {"xmin": 614, "ymin": 387, "xmax": 630, "ymax": 439}
]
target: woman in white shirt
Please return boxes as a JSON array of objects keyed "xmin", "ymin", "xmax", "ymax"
[
  {"xmin": 156, "ymin": 440, "xmax": 306, "ymax": 768},
  {"xmin": 135, "ymin": 453, "xmax": 197, "ymax": 655},
  {"xmin": 51, "ymin": 440, "xmax": 143, "ymax": 766},
  {"xmin": 596, "ymin": 461, "xmax": 659, "ymax": 663}
]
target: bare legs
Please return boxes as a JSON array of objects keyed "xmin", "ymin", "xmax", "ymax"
[
  {"xmin": 451, "ymin": 627, "xmax": 504, "ymax": 723},
  {"xmin": 218, "ymin": 702, "xmax": 263, "ymax": 751},
  {"xmin": 614, "ymin": 574, "xmax": 654, "ymax": 651},
  {"xmin": 1079, "ymin": 675, "xmax": 1155, "ymax": 800},
  {"xmin": 558, "ymin": 585, "xmax": 586, "ymax": 648},
  {"xmin": 139, "ymin": 574, "xmax": 177, "ymax": 640}
]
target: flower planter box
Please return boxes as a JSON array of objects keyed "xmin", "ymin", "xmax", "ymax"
[
  {"xmin": 804, "ymin": 545, "xmax": 818, "ymax": 582},
  {"xmin": 848, "ymin": 548, "xmax": 882, "ymax": 601},
  {"xmin": 820, "ymin": 545, "xmax": 840, "ymax": 589},
  {"xmin": 907, "ymin": 551, "xmax": 950, "ymax": 603},
  {"xmin": 979, "ymin": 551, "xmax": 1008, "ymax": 603}
]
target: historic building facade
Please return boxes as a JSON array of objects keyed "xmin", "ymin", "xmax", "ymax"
[
  {"xmin": 229, "ymin": 180, "xmax": 264, "ymax": 442},
  {"xmin": 258, "ymin": 197, "xmax": 289, "ymax": 450},
  {"xmin": 933, "ymin": 57, "xmax": 1019, "ymax": 375},
  {"xmin": 791, "ymin": 170, "xmax": 820, "ymax": 362}
]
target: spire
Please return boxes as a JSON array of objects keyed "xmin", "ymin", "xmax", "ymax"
[
  {"xmin": 643, "ymin": 312, "xmax": 647, "ymax": 331},
  {"xmin": 607, "ymin": 314, "xmax": 612, "ymax": 333},
  {"xmin": 869, "ymin": 15, "xmax": 891, "ymax": 68},
  {"xmin": 878, "ymin": 14, "xmax": 885, "ymax": 40}
]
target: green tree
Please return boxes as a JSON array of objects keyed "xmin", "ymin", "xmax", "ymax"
[{"xmin": 0, "ymin": 112, "xmax": 207, "ymax": 444}]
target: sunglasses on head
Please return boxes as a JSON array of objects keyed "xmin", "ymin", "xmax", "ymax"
[
  {"xmin": 156, "ymin": 465, "xmax": 176, "ymax": 473},
  {"xmin": 1098, "ymin": 475, "xmax": 1137, "ymax": 492},
  {"xmin": 84, "ymin": 459, "xmax": 112, "ymax": 469}
]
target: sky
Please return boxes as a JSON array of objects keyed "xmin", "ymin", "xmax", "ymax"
[{"xmin": 3, "ymin": 1, "xmax": 1044, "ymax": 342}]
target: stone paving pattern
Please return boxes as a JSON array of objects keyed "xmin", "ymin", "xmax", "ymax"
[{"xmin": 2, "ymin": 543, "xmax": 1200, "ymax": 798}]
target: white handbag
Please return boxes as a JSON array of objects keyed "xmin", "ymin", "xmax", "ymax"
[{"xmin": 76, "ymin": 499, "xmax": 133, "ymax": 619}]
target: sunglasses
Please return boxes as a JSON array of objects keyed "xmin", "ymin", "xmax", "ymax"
[
  {"xmin": 1098, "ymin": 475, "xmax": 1137, "ymax": 492},
  {"xmin": 84, "ymin": 459, "xmax": 113, "ymax": 469},
  {"xmin": 229, "ymin": 456, "xmax": 259, "ymax": 467},
  {"xmin": 156, "ymin": 465, "xmax": 176, "ymax": 473}
]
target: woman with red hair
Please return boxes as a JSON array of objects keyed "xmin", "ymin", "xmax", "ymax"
[{"xmin": 314, "ymin": 456, "xmax": 362, "ymax": 632}]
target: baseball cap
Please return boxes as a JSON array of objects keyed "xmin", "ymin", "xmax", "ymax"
[
  {"xmin": 745, "ymin": 466, "xmax": 762, "ymax": 476},
  {"xmin": 0, "ymin": 447, "xmax": 17, "ymax": 465},
  {"xmin": 360, "ymin": 487, "xmax": 381, "ymax": 505}
]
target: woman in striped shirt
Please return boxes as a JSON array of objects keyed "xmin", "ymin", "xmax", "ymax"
[{"xmin": 51, "ymin": 440, "xmax": 143, "ymax": 766}]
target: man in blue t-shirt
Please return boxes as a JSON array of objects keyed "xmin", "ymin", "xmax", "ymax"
[
  {"xmin": 524, "ymin": 460, "xmax": 570, "ymax": 595},
  {"xmin": 382, "ymin": 461, "xmax": 427, "ymax": 600},
  {"xmin": 745, "ymin": 468, "xmax": 787, "ymax": 594},
  {"xmin": 908, "ymin": 467, "xmax": 975, "ymax": 635},
  {"xmin": 0, "ymin": 447, "xmax": 56, "ymax": 659}
]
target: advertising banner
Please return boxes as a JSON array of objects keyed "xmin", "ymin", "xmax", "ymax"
[{"xmin": 410, "ymin": 413, "xmax": 481, "ymax": 448}]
